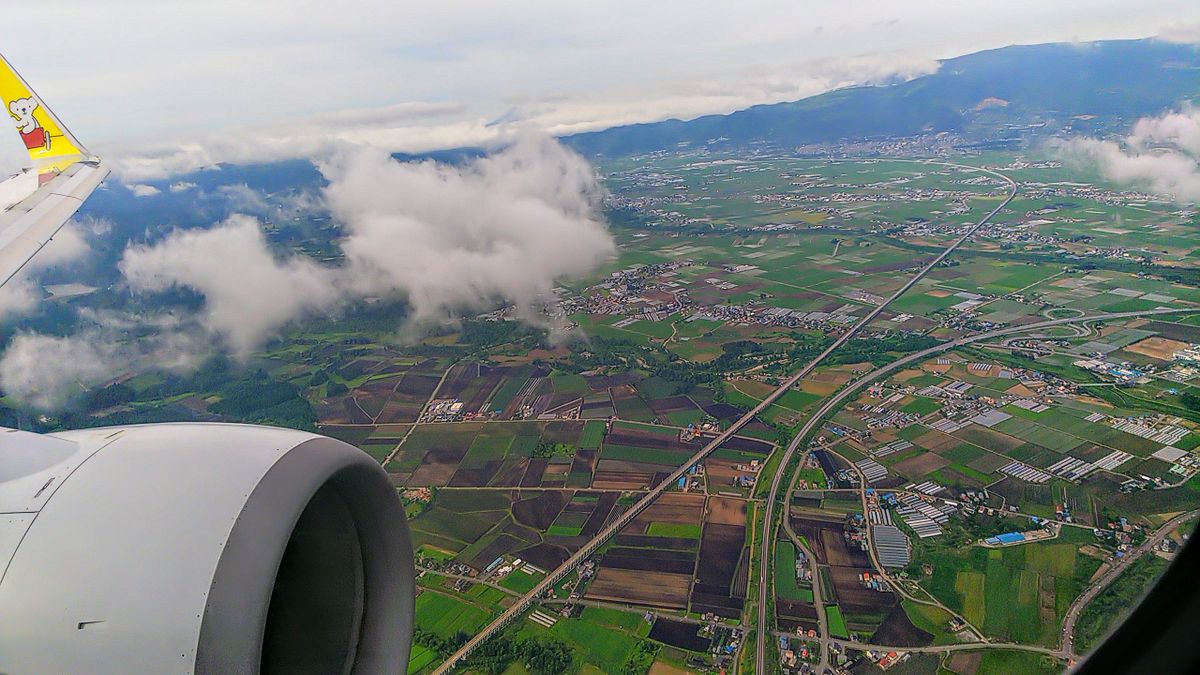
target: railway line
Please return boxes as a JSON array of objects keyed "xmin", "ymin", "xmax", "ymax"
[
  {"xmin": 754, "ymin": 162, "xmax": 1018, "ymax": 672},
  {"xmin": 754, "ymin": 305, "xmax": 1200, "ymax": 672},
  {"xmin": 437, "ymin": 160, "xmax": 1017, "ymax": 674}
]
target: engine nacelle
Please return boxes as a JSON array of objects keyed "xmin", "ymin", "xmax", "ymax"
[{"xmin": 0, "ymin": 423, "xmax": 413, "ymax": 674}]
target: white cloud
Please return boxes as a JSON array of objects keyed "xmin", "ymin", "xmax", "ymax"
[
  {"xmin": 1128, "ymin": 107, "xmax": 1200, "ymax": 156},
  {"xmin": 0, "ymin": 333, "xmax": 120, "ymax": 408},
  {"xmin": 108, "ymin": 107, "xmax": 500, "ymax": 181},
  {"xmin": 1, "ymin": 137, "xmax": 613, "ymax": 409},
  {"xmin": 216, "ymin": 184, "xmax": 273, "ymax": 215},
  {"xmin": 1158, "ymin": 22, "xmax": 1200, "ymax": 43},
  {"xmin": 114, "ymin": 136, "xmax": 612, "ymax": 356},
  {"xmin": 0, "ymin": 223, "xmax": 92, "ymax": 321},
  {"xmin": 104, "ymin": 52, "xmax": 943, "ymax": 180},
  {"xmin": 119, "ymin": 214, "xmax": 341, "ymax": 356},
  {"xmin": 1054, "ymin": 106, "xmax": 1200, "ymax": 203},
  {"xmin": 0, "ymin": 0, "xmax": 1195, "ymax": 179},
  {"xmin": 0, "ymin": 315, "xmax": 208, "ymax": 410},
  {"xmin": 169, "ymin": 181, "xmax": 197, "ymax": 192},
  {"xmin": 127, "ymin": 183, "xmax": 161, "ymax": 197},
  {"xmin": 323, "ymin": 135, "xmax": 614, "ymax": 323}
]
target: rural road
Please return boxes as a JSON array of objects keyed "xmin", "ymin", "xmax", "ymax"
[
  {"xmin": 429, "ymin": 155, "xmax": 1196, "ymax": 673},
  {"xmin": 1061, "ymin": 509, "xmax": 1198, "ymax": 662},
  {"xmin": 755, "ymin": 162, "xmax": 1019, "ymax": 673},
  {"xmin": 753, "ymin": 304, "xmax": 1200, "ymax": 673},
  {"xmin": 826, "ymin": 636, "xmax": 1058, "ymax": 656},
  {"xmin": 800, "ymin": 508, "xmax": 1199, "ymax": 670},
  {"xmin": 433, "ymin": 162, "xmax": 1017, "ymax": 675}
]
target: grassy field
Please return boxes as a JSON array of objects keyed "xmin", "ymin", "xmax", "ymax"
[
  {"xmin": 919, "ymin": 527, "xmax": 1101, "ymax": 646},
  {"xmin": 1073, "ymin": 554, "xmax": 1169, "ymax": 653},
  {"xmin": 580, "ymin": 605, "xmax": 653, "ymax": 636},
  {"xmin": 900, "ymin": 600, "xmax": 960, "ymax": 645},
  {"xmin": 775, "ymin": 540, "xmax": 810, "ymax": 602},
  {"xmin": 415, "ymin": 591, "xmax": 492, "ymax": 639},
  {"xmin": 976, "ymin": 649, "xmax": 1065, "ymax": 675},
  {"xmin": 547, "ymin": 615, "xmax": 643, "ymax": 672},
  {"xmin": 825, "ymin": 605, "xmax": 850, "ymax": 639},
  {"xmin": 407, "ymin": 644, "xmax": 438, "ymax": 673},
  {"xmin": 647, "ymin": 522, "xmax": 702, "ymax": 538},
  {"xmin": 579, "ymin": 420, "xmax": 606, "ymax": 448},
  {"xmin": 499, "ymin": 568, "xmax": 543, "ymax": 594}
]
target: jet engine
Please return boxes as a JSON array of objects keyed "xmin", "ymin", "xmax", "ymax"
[{"xmin": 0, "ymin": 423, "xmax": 413, "ymax": 674}]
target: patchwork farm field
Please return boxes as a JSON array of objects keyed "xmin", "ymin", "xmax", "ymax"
[
  {"xmin": 366, "ymin": 153, "xmax": 1200, "ymax": 673},
  {"xmin": 917, "ymin": 526, "xmax": 1102, "ymax": 646}
]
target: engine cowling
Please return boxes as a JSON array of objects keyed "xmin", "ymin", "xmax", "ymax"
[{"xmin": 0, "ymin": 423, "xmax": 413, "ymax": 674}]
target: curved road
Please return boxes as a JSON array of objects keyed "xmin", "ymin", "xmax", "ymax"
[
  {"xmin": 754, "ymin": 305, "xmax": 1200, "ymax": 672},
  {"xmin": 755, "ymin": 162, "xmax": 1018, "ymax": 672},
  {"xmin": 1063, "ymin": 509, "xmax": 1198, "ymax": 662},
  {"xmin": 799, "ymin": 508, "xmax": 1199, "ymax": 668},
  {"xmin": 433, "ymin": 156, "xmax": 1193, "ymax": 673},
  {"xmin": 433, "ymin": 162, "xmax": 1015, "ymax": 674}
]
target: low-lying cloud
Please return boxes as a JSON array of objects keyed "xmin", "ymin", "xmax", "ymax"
[
  {"xmin": 0, "ymin": 223, "xmax": 91, "ymax": 320},
  {"xmin": 0, "ymin": 311, "xmax": 209, "ymax": 410},
  {"xmin": 1054, "ymin": 106, "xmax": 1200, "ymax": 203},
  {"xmin": 119, "ymin": 136, "xmax": 611, "ymax": 354},
  {"xmin": 128, "ymin": 184, "xmax": 161, "ymax": 198},
  {"xmin": 323, "ymin": 135, "xmax": 614, "ymax": 323},
  {"xmin": 120, "ymin": 215, "xmax": 343, "ymax": 356},
  {"xmin": 0, "ymin": 137, "xmax": 614, "ymax": 408}
]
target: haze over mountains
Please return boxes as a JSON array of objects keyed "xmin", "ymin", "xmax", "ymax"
[{"xmin": 563, "ymin": 39, "xmax": 1200, "ymax": 157}]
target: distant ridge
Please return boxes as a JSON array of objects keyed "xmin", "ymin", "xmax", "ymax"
[{"xmin": 562, "ymin": 39, "xmax": 1200, "ymax": 157}]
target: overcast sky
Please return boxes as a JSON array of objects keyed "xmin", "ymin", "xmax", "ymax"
[{"xmin": 2, "ymin": 1, "xmax": 1199, "ymax": 176}]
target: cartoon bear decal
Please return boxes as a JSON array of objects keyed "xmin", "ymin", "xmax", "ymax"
[{"xmin": 9, "ymin": 97, "xmax": 48, "ymax": 151}]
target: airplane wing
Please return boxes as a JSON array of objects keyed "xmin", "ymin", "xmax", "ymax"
[{"xmin": 0, "ymin": 51, "xmax": 108, "ymax": 288}]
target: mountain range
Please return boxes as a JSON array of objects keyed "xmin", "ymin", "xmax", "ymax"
[{"xmin": 563, "ymin": 39, "xmax": 1200, "ymax": 157}]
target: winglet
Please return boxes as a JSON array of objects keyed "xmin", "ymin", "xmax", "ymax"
[
  {"xmin": 0, "ymin": 52, "xmax": 89, "ymax": 184},
  {"xmin": 0, "ymin": 52, "xmax": 107, "ymax": 290}
]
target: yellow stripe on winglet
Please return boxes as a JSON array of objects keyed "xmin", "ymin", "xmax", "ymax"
[{"xmin": 0, "ymin": 52, "xmax": 87, "ymax": 182}]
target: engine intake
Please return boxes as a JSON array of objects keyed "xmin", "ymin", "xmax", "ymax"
[{"xmin": 0, "ymin": 423, "xmax": 413, "ymax": 674}]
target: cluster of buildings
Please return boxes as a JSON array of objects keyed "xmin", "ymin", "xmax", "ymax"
[
  {"xmin": 1073, "ymin": 357, "xmax": 1148, "ymax": 385},
  {"xmin": 1097, "ymin": 516, "xmax": 1148, "ymax": 553},
  {"xmin": 483, "ymin": 555, "xmax": 545, "ymax": 583},
  {"xmin": 982, "ymin": 528, "xmax": 1054, "ymax": 547},
  {"xmin": 1021, "ymin": 180, "xmax": 1168, "ymax": 211},
  {"xmin": 563, "ymin": 261, "xmax": 693, "ymax": 318},
  {"xmin": 676, "ymin": 463, "xmax": 706, "ymax": 492},
  {"xmin": 1165, "ymin": 344, "xmax": 1200, "ymax": 381},
  {"xmin": 855, "ymin": 387, "xmax": 923, "ymax": 429},
  {"xmin": 1173, "ymin": 343, "xmax": 1200, "ymax": 364},
  {"xmin": 789, "ymin": 544, "xmax": 813, "ymax": 584},
  {"xmin": 1111, "ymin": 414, "xmax": 1192, "ymax": 446},
  {"xmin": 420, "ymin": 398, "xmax": 471, "ymax": 423},
  {"xmin": 559, "ymin": 257, "xmax": 878, "ymax": 340},
  {"xmin": 891, "ymin": 492, "xmax": 953, "ymax": 538},
  {"xmin": 864, "ymin": 491, "xmax": 917, "ymax": 566},
  {"xmin": 778, "ymin": 633, "xmax": 820, "ymax": 672},
  {"xmin": 692, "ymin": 302, "xmax": 863, "ymax": 332},
  {"xmin": 791, "ymin": 131, "xmax": 965, "ymax": 157}
]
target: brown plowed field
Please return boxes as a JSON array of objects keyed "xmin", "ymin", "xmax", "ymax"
[
  {"xmin": 592, "ymin": 473, "xmax": 652, "ymax": 490},
  {"xmin": 893, "ymin": 452, "xmax": 949, "ymax": 478},
  {"xmin": 586, "ymin": 568, "xmax": 691, "ymax": 609},
  {"xmin": 870, "ymin": 605, "xmax": 933, "ymax": 647},
  {"xmin": 487, "ymin": 459, "xmax": 528, "ymax": 487},
  {"xmin": 512, "ymin": 490, "xmax": 569, "ymax": 530},
  {"xmin": 706, "ymin": 495, "xmax": 748, "ymax": 526},
  {"xmin": 407, "ymin": 447, "xmax": 468, "ymax": 486},
  {"xmin": 580, "ymin": 492, "xmax": 618, "ymax": 536},
  {"xmin": 631, "ymin": 493, "xmax": 705, "ymax": 525}
]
